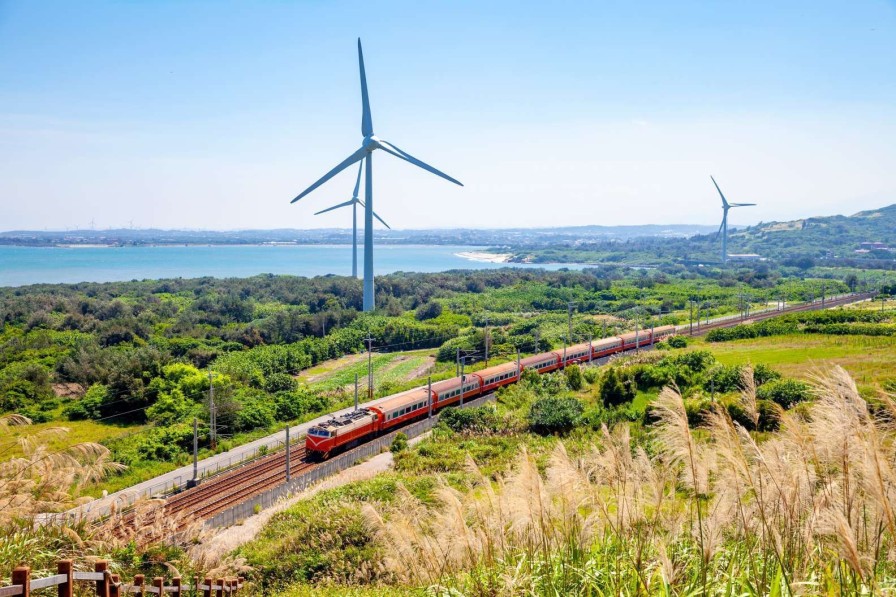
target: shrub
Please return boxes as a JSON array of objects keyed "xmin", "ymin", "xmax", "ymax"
[
  {"xmin": 64, "ymin": 383, "xmax": 107, "ymax": 420},
  {"xmin": 565, "ymin": 364, "xmax": 584, "ymax": 391},
  {"xmin": 390, "ymin": 432, "xmax": 408, "ymax": 453},
  {"xmin": 582, "ymin": 367, "xmax": 600, "ymax": 384},
  {"xmin": 440, "ymin": 406, "xmax": 502, "ymax": 434},
  {"xmin": 752, "ymin": 363, "xmax": 782, "ymax": 386},
  {"xmin": 667, "ymin": 335, "xmax": 688, "ymax": 348},
  {"xmin": 600, "ymin": 368, "xmax": 635, "ymax": 407},
  {"xmin": 263, "ymin": 373, "xmax": 298, "ymax": 393},
  {"xmin": 704, "ymin": 364, "xmax": 743, "ymax": 394},
  {"xmin": 235, "ymin": 392, "xmax": 277, "ymax": 431},
  {"xmin": 528, "ymin": 397, "xmax": 584, "ymax": 435},
  {"xmin": 757, "ymin": 378, "xmax": 811, "ymax": 409},
  {"xmin": 414, "ymin": 301, "xmax": 443, "ymax": 321}
]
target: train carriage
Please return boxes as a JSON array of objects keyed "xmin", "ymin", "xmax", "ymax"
[
  {"xmin": 592, "ymin": 336, "xmax": 623, "ymax": 358},
  {"xmin": 475, "ymin": 362, "xmax": 520, "ymax": 393},
  {"xmin": 432, "ymin": 375, "xmax": 481, "ymax": 409},
  {"xmin": 563, "ymin": 342, "xmax": 592, "ymax": 366},
  {"xmin": 371, "ymin": 387, "xmax": 436, "ymax": 432},
  {"xmin": 520, "ymin": 352, "xmax": 562, "ymax": 374}
]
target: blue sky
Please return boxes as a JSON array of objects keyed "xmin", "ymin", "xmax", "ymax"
[{"xmin": 1, "ymin": 0, "xmax": 894, "ymax": 230}]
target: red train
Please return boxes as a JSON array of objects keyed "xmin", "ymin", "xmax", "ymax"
[{"xmin": 305, "ymin": 325, "xmax": 676, "ymax": 457}]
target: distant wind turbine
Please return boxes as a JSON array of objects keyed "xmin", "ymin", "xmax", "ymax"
[
  {"xmin": 711, "ymin": 176, "xmax": 756, "ymax": 263},
  {"xmin": 314, "ymin": 158, "xmax": 391, "ymax": 279},
  {"xmin": 291, "ymin": 38, "xmax": 463, "ymax": 311}
]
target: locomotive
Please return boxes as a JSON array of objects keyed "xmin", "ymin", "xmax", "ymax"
[{"xmin": 305, "ymin": 325, "xmax": 676, "ymax": 458}]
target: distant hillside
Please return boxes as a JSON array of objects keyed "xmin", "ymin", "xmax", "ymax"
[
  {"xmin": 726, "ymin": 204, "xmax": 896, "ymax": 263},
  {"xmin": 0, "ymin": 224, "xmax": 717, "ymax": 247}
]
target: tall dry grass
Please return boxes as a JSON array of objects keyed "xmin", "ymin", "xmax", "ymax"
[
  {"xmin": 364, "ymin": 366, "xmax": 896, "ymax": 595},
  {"xmin": 0, "ymin": 415, "xmax": 126, "ymax": 525}
]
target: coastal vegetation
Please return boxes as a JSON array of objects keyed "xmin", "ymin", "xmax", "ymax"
[{"xmin": 0, "ymin": 267, "xmax": 859, "ymax": 494}]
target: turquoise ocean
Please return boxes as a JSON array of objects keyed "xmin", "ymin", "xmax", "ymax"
[{"xmin": 0, "ymin": 245, "xmax": 578, "ymax": 287}]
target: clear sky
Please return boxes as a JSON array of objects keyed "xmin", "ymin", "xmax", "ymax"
[{"xmin": 1, "ymin": 1, "xmax": 894, "ymax": 231}]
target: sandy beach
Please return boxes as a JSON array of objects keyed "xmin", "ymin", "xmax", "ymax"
[{"xmin": 456, "ymin": 251, "xmax": 513, "ymax": 263}]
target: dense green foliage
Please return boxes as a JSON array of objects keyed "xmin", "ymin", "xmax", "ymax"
[
  {"xmin": 528, "ymin": 396, "xmax": 584, "ymax": 434},
  {"xmin": 706, "ymin": 309, "xmax": 894, "ymax": 342}
]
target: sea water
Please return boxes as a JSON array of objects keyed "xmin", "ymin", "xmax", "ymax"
[{"xmin": 0, "ymin": 244, "xmax": 579, "ymax": 287}]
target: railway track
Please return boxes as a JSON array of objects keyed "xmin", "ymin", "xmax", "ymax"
[
  {"xmin": 107, "ymin": 291, "xmax": 871, "ymax": 530},
  {"xmin": 684, "ymin": 293, "xmax": 873, "ymax": 336}
]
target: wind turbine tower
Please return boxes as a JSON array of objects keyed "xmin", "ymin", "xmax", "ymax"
[
  {"xmin": 711, "ymin": 176, "xmax": 756, "ymax": 263},
  {"xmin": 313, "ymin": 158, "xmax": 391, "ymax": 278},
  {"xmin": 291, "ymin": 39, "xmax": 463, "ymax": 311}
]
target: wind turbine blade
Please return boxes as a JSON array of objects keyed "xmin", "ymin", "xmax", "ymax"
[
  {"xmin": 378, "ymin": 140, "xmax": 463, "ymax": 186},
  {"xmin": 729, "ymin": 202, "xmax": 757, "ymax": 207},
  {"xmin": 314, "ymin": 199, "xmax": 356, "ymax": 216},
  {"xmin": 352, "ymin": 159, "xmax": 364, "ymax": 199},
  {"xmin": 291, "ymin": 147, "xmax": 367, "ymax": 203},
  {"xmin": 714, "ymin": 219, "xmax": 724, "ymax": 240},
  {"xmin": 358, "ymin": 39, "xmax": 373, "ymax": 137},
  {"xmin": 372, "ymin": 210, "xmax": 391, "ymax": 229},
  {"xmin": 358, "ymin": 199, "xmax": 393, "ymax": 230},
  {"xmin": 710, "ymin": 176, "xmax": 729, "ymax": 208}
]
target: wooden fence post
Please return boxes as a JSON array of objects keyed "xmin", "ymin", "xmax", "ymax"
[
  {"xmin": 237, "ymin": 577, "xmax": 245, "ymax": 594},
  {"xmin": 215, "ymin": 577, "xmax": 224, "ymax": 597},
  {"xmin": 109, "ymin": 575, "xmax": 120, "ymax": 597},
  {"xmin": 133, "ymin": 574, "xmax": 144, "ymax": 597},
  {"xmin": 57, "ymin": 560, "xmax": 73, "ymax": 597},
  {"xmin": 12, "ymin": 567, "xmax": 30, "ymax": 597},
  {"xmin": 153, "ymin": 577, "xmax": 163, "ymax": 597},
  {"xmin": 202, "ymin": 577, "xmax": 212, "ymax": 597},
  {"xmin": 95, "ymin": 561, "xmax": 109, "ymax": 597},
  {"xmin": 172, "ymin": 577, "xmax": 182, "ymax": 597}
]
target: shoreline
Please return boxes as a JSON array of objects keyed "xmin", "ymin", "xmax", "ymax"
[{"xmin": 455, "ymin": 251, "xmax": 513, "ymax": 264}]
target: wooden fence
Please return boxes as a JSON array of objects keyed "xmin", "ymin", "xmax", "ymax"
[{"xmin": 1, "ymin": 561, "xmax": 244, "ymax": 597}]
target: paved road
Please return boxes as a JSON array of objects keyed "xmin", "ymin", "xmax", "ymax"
[{"xmin": 66, "ymin": 291, "xmax": 872, "ymax": 520}]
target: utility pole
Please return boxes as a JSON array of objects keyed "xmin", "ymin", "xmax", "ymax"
[
  {"xmin": 689, "ymin": 300, "xmax": 694, "ymax": 335},
  {"xmin": 191, "ymin": 417, "xmax": 198, "ymax": 485},
  {"xmin": 456, "ymin": 347, "xmax": 461, "ymax": 377},
  {"xmin": 208, "ymin": 372, "xmax": 216, "ymax": 450},
  {"xmin": 460, "ymin": 356, "xmax": 465, "ymax": 407},
  {"xmin": 516, "ymin": 346, "xmax": 521, "ymax": 376},
  {"xmin": 427, "ymin": 376, "xmax": 433, "ymax": 418},
  {"xmin": 588, "ymin": 334, "xmax": 593, "ymax": 364},
  {"xmin": 567, "ymin": 301, "xmax": 575, "ymax": 350},
  {"xmin": 484, "ymin": 316, "xmax": 490, "ymax": 367},
  {"xmin": 365, "ymin": 333, "xmax": 374, "ymax": 400},
  {"xmin": 821, "ymin": 282, "xmax": 826, "ymax": 307},
  {"xmin": 285, "ymin": 426, "xmax": 291, "ymax": 482},
  {"xmin": 354, "ymin": 373, "xmax": 359, "ymax": 411}
]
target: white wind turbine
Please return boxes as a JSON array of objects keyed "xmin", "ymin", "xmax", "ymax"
[
  {"xmin": 291, "ymin": 39, "xmax": 463, "ymax": 311},
  {"xmin": 711, "ymin": 176, "xmax": 756, "ymax": 263},
  {"xmin": 314, "ymin": 158, "xmax": 391, "ymax": 279}
]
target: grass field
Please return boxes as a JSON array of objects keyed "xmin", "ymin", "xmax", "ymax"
[
  {"xmin": 0, "ymin": 419, "xmax": 141, "ymax": 462},
  {"xmin": 298, "ymin": 349, "xmax": 438, "ymax": 392},
  {"xmin": 696, "ymin": 333, "xmax": 896, "ymax": 390}
]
